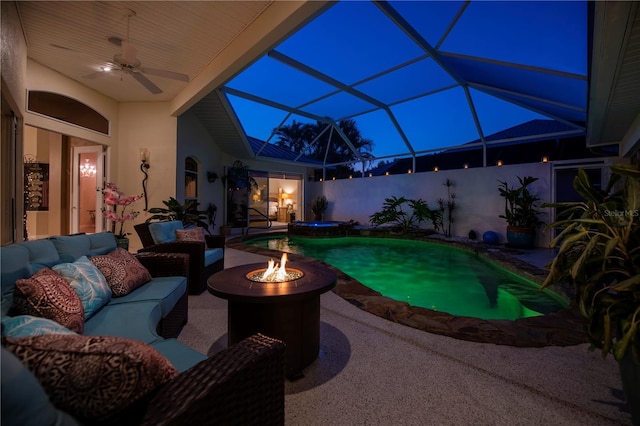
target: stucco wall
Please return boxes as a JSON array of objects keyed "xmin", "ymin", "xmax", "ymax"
[
  {"xmin": 310, "ymin": 162, "xmax": 555, "ymax": 247},
  {"xmin": 175, "ymin": 110, "xmax": 225, "ymax": 233}
]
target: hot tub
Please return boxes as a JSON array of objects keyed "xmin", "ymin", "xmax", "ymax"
[{"xmin": 288, "ymin": 221, "xmax": 351, "ymax": 237}]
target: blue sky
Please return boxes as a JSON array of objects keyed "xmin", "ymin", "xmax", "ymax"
[{"xmin": 225, "ymin": 0, "xmax": 588, "ymax": 162}]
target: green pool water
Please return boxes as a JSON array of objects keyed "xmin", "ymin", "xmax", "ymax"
[{"xmin": 245, "ymin": 236, "xmax": 567, "ymax": 320}]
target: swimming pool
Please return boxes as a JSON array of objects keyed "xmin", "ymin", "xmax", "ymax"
[{"xmin": 245, "ymin": 235, "xmax": 567, "ymax": 321}]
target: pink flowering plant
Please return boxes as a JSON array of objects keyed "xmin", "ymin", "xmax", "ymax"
[{"xmin": 102, "ymin": 183, "xmax": 143, "ymax": 239}]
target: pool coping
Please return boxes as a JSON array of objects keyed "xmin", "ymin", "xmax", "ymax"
[{"xmin": 227, "ymin": 232, "xmax": 587, "ymax": 347}]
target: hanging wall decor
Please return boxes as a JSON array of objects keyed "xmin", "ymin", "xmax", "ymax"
[{"xmin": 25, "ymin": 162, "xmax": 49, "ymax": 211}]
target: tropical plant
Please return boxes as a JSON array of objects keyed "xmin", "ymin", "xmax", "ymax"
[
  {"xmin": 541, "ymin": 164, "xmax": 640, "ymax": 363},
  {"xmin": 221, "ymin": 160, "xmax": 258, "ymax": 227},
  {"xmin": 146, "ymin": 197, "xmax": 212, "ymax": 234},
  {"xmin": 497, "ymin": 176, "xmax": 545, "ymax": 228},
  {"xmin": 275, "ymin": 119, "xmax": 375, "ymax": 177},
  {"xmin": 101, "ymin": 183, "xmax": 142, "ymax": 239},
  {"xmin": 437, "ymin": 179, "xmax": 457, "ymax": 237},
  {"xmin": 369, "ymin": 196, "xmax": 433, "ymax": 233},
  {"xmin": 310, "ymin": 195, "xmax": 329, "ymax": 219}
]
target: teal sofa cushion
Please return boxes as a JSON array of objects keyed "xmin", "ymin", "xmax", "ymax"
[
  {"xmin": 1, "ymin": 245, "xmax": 31, "ymax": 315},
  {"xmin": 148, "ymin": 221, "xmax": 183, "ymax": 244},
  {"xmin": 87, "ymin": 232, "xmax": 117, "ymax": 255},
  {"xmin": 1, "ymin": 240, "xmax": 61, "ymax": 316},
  {"xmin": 49, "ymin": 235, "xmax": 92, "ymax": 263},
  {"xmin": 83, "ymin": 301, "xmax": 163, "ymax": 344},
  {"xmin": 150, "ymin": 339, "xmax": 207, "ymax": 373},
  {"xmin": 1, "ymin": 347, "xmax": 79, "ymax": 426},
  {"xmin": 107, "ymin": 276, "xmax": 186, "ymax": 318},
  {"xmin": 204, "ymin": 248, "xmax": 224, "ymax": 267}
]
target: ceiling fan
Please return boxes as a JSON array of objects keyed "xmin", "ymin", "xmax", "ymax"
[{"xmin": 83, "ymin": 8, "xmax": 189, "ymax": 94}]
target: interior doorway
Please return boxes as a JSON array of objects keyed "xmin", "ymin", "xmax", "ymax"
[
  {"xmin": 71, "ymin": 146, "xmax": 105, "ymax": 234},
  {"xmin": 23, "ymin": 125, "xmax": 106, "ymax": 239},
  {"xmin": 247, "ymin": 171, "xmax": 303, "ymax": 226}
]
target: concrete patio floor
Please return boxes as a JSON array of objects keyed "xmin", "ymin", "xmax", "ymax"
[{"xmin": 177, "ymin": 246, "xmax": 631, "ymax": 425}]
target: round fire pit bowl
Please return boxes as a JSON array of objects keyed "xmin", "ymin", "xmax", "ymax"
[{"xmin": 208, "ymin": 261, "xmax": 336, "ymax": 379}]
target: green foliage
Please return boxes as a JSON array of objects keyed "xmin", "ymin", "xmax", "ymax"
[
  {"xmin": 542, "ymin": 164, "xmax": 640, "ymax": 363},
  {"xmin": 437, "ymin": 179, "xmax": 457, "ymax": 237},
  {"xmin": 497, "ymin": 175, "xmax": 545, "ymax": 228},
  {"xmin": 311, "ymin": 195, "xmax": 329, "ymax": 216},
  {"xmin": 369, "ymin": 196, "xmax": 433, "ymax": 233},
  {"xmin": 146, "ymin": 197, "xmax": 212, "ymax": 234}
]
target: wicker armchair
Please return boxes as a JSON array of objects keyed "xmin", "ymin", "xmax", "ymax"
[
  {"xmin": 134, "ymin": 222, "xmax": 225, "ymax": 295},
  {"xmin": 95, "ymin": 334, "xmax": 285, "ymax": 426}
]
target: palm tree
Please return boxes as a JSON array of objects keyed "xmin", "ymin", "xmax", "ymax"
[{"xmin": 275, "ymin": 119, "xmax": 374, "ymax": 177}]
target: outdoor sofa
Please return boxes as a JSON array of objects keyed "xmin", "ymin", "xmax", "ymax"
[{"xmin": 1, "ymin": 232, "xmax": 285, "ymax": 425}]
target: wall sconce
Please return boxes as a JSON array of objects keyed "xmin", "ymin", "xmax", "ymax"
[
  {"xmin": 463, "ymin": 163, "xmax": 469, "ymax": 169},
  {"xmin": 433, "ymin": 166, "xmax": 439, "ymax": 172},
  {"xmin": 541, "ymin": 156, "xmax": 549, "ymax": 163},
  {"xmin": 80, "ymin": 159, "xmax": 96, "ymax": 178},
  {"xmin": 140, "ymin": 149, "xmax": 150, "ymax": 210},
  {"xmin": 496, "ymin": 160, "xmax": 503, "ymax": 166}
]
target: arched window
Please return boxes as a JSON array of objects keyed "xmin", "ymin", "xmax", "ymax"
[
  {"xmin": 27, "ymin": 91, "xmax": 109, "ymax": 135},
  {"xmin": 185, "ymin": 156, "xmax": 198, "ymax": 201}
]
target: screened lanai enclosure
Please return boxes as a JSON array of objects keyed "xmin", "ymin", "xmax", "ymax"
[{"xmin": 220, "ymin": 1, "xmax": 588, "ymax": 177}]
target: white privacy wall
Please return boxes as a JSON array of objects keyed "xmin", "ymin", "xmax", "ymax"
[{"xmin": 307, "ymin": 162, "xmax": 554, "ymax": 247}]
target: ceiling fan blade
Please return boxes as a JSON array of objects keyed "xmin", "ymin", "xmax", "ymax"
[
  {"xmin": 132, "ymin": 72, "xmax": 163, "ymax": 94},
  {"xmin": 140, "ymin": 67, "xmax": 189, "ymax": 82},
  {"xmin": 107, "ymin": 36, "xmax": 122, "ymax": 47}
]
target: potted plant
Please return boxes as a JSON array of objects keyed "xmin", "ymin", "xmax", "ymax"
[
  {"xmin": 101, "ymin": 183, "xmax": 143, "ymax": 250},
  {"xmin": 221, "ymin": 160, "xmax": 257, "ymax": 233},
  {"xmin": 146, "ymin": 197, "xmax": 213, "ymax": 234},
  {"xmin": 310, "ymin": 195, "xmax": 328, "ymax": 221},
  {"xmin": 497, "ymin": 175, "xmax": 545, "ymax": 248},
  {"xmin": 542, "ymin": 164, "xmax": 639, "ymax": 424}
]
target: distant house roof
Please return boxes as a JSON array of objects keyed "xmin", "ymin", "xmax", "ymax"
[
  {"xmin": 456, "ymin": 119, "xmax": 584, "ymax": 150},
  {"xmin": 247, "ymin": 136, "xmax": 324, "ymax": 165},
  {"xmin": 365, "ymin": 120, "xmax": 617, "ymax": 176}
]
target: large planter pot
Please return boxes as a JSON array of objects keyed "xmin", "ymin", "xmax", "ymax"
[
  {"xmin": 506, "ymin": 226, "xmax": 535, "ymax": 248},
  {"xmin": 620, "ymin": 349, "xmax": 640, "ymax": 425}
]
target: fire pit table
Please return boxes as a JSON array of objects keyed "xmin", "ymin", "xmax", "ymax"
[{"xmin": 207, "ymin": 258, "xmax": 336, "ymax": 379}]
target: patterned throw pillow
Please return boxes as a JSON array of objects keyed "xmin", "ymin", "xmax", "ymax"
[
  {"xmin": 91, "ymin": 248, "xmax": 152, "ymax": 297},
  {"xmin": 3, "ymin": 334, "xmax": 179, "ymax": 422},
  {"xmin": 52, "ymin": 256, "xmax": 112, "ymax": 319},
  {"xmin": 1, "ymin": 315, "xmax": 77, "ymax": 338},
  {"xmin": 12, "ymin": 268, "xmax": 85, "ymax": 334},
  {"xmin": 175, "ymin": 227, "xmax": 205, "ymax": 242}
]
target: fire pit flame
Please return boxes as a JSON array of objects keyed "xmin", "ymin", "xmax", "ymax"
[{"xmin": 246, "ymin": 253, "xmax": 304, "ymax": 282}]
